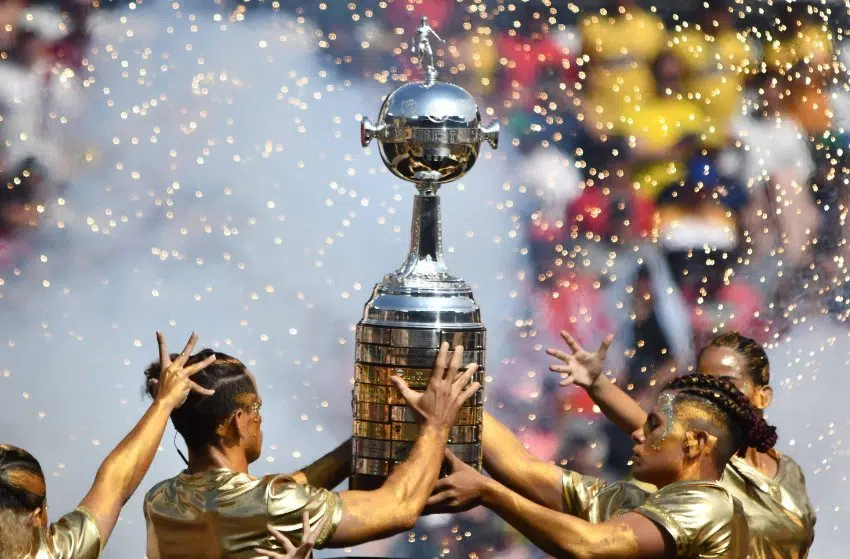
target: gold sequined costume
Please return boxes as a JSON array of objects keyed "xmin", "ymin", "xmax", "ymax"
[
  {"xmin": 32, "ymin": 508, "xmax": 102, "ymax": 559},
  {"xmin": 144, "ymin": 469, "xmax": 342, "ymax": 559},
  {"xmin": 722, "ymin": 453, "xmax": 815, "ymax": 559},
  {"xmin": 562, "ymin": 470, "xmax": 749, "ymax": 558},
  {"xmin": 629, "ymin": 451, "xmax": 815, "ymax": 558}
]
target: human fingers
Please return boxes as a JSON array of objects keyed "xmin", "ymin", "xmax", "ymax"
[
  {"xmin": 175, "ymin": 332, "xmax": 199, "ymax": 367},
  {"xmin": 183, "ymin": 354, "xmax": 217, "ymax": 377},
  {"xmin": 156, "ymin": 331, "xmax": 170, "ymax": 368},
  {"xmin": 559, "ymin": 330, "xmax": 582, "ymax": 353},
  {"xmin": 188, "ymin": 380, "xmax": 215, "ymax": 397}
]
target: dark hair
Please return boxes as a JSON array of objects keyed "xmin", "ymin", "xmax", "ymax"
[
  {"xmin": 143, "ymin": 350, "xmax": 255, "ymax": 450},
  {"xmin": 650, "ymin": 51, "xmax": 682, "ymax": 85},
  {"xmin": 700, "ymin": 332, "xmax": 770, "ymax": 386},
  {"xmin": 664, "ymin": 374, "xmax": 778, "ymax": 463},
  {"xmin": 0, "ymin": 446, "xmax": 45, "ymax": 513}
]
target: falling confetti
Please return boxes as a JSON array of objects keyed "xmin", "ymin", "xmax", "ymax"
[{"xmin": 0, "ymin": 0, "xmax": 848, "ymax": 556}]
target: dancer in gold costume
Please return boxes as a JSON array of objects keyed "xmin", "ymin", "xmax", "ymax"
[
  {"xmin": 0, "ymin": 332, "xmax": 217, "ymax": 558},
  {"xmin": 549, "ymin": 330, "xmax": 815, "ymax": 558},
  {"xmin": 428, "ymin": 373, "xmax": 776, "ymax": 558},
  {"xmin": 142, "ymin": 341, "xmax": 480, "ymax": 558}
]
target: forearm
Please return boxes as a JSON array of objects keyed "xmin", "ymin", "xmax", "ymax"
[
  {"xmin": 93, "ymin": 400, "xmax": 171, "ymax": 501},
  {"xmin": 291, "ymin": 439, "xmax": 351, "ymax": 490},
  {"xmin": 80, "ymin": 399, "xmax": 172, "ymax": 541},
  {"xmin": 481, "ymin": 480, "xmax": 639, "ymax": 559},
  {"xmin": 586, "ymin": 376, "xmax": 648, "ymax": 434},
  {"xmin": 331, "ymin": 423, "xmax": 449, "ymax": 546},
  {"xmin": 482, "ymin": 412, "xmax": 565, "ymax": 511},
  {"xmin": 382, "ymin": 422, "xmax": 448, "ymax": 514}
]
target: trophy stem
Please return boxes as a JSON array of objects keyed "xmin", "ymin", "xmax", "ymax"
[
  {"xmin": 410, "ymin": 190, "xmax": 442, "ymax": 264},
  {"xmin": 386, "ymin": 182, "xmax": 461, "ymax": 286}
]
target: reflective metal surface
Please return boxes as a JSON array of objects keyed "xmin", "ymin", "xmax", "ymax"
[
  {"xmin": 360, "ymin": 81, "xmax": 498, "ymax": 184},
  {"xmin": 353, "ymin": 24, "xmax": 498, "ymax": 490}
]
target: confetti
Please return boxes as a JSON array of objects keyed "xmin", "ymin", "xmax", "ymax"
[{"xmin": 0, "ymin": 0, "xmax": 847, "ymax": 556}]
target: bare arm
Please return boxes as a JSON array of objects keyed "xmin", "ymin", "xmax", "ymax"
[
  {"xmin": 548, "ymin": 330, "xmax": 647, "ymax": 435},
  {"xmin": 79, "ymin": 400, "xmax": 171, "ymax": 542},
  {"xmin": 328, "ymin": 343, "xmax": 481, "ymax": 547},
  {"xmin": 481, "ymin": 479, "xmax": 674, "ymax": 559},
  {"xmin": 482, "ymin": 411, "xmax": 566, "ymax": 512},
  {"xmin": 79, "ymin": 332, "xmax": 215, "ymax": 544},
  {"xmin": 288, "ymin": 439, "xmax": 351, "ymax": 490},
  {"xmin": 585, "ymin": 376, "xmax": 648, "ymax": 434},
  {"xmin": 329, "ymin": 423, "xmax": 450, "ymax": 546}
]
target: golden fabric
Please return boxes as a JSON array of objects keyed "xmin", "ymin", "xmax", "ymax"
[
  {"xmin": 628, "ymin": 452, "xmax": 816, "ymax": 558},
  {"xmin": 722, "ymin": 453, "xmax": 816, "ymax": 559},
  {"xmin": 32, "ymin": 507, "xmax": 102, "ymax": 559},
  {"xmin": 562, "ymin": 471, "xmax": 748, "ymax": 558},
  {"xmin": 144, "ymin": 469, "xmax": 343, "ymax": 559}
]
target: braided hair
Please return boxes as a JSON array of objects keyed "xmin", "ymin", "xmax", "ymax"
[
  {"xmin": 0, "ymin": 446, "xmax": 45, "ymax": 513},
  {"xmin": 700, "ymin": 332, "xmax": 771, "ymax": 386},
  {"xmin": 143, "ymin": 349, "xmax": 255, "ymax": 452},
  {"xmin": 664, "ymin": 374, "xmax": 778, "ymax": 459}
]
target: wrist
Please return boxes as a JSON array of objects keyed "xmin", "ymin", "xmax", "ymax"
[
  {"xmin": 152, "ymin": 396, "xmax": 176, "ymax": 414},
  {"xmin": 586, "ymin": 374, "xmax": 609, "ymax": 396},
  {"xmin": 480, "ymin": 477, "xmax": 501, "ymax": 507},
  {"xmin": 422, "ymin": 420, "xmax": 452, "ymax": 437}
]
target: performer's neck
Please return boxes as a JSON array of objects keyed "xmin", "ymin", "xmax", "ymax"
[{"xmin": 186, "ymin": 445, "xmax": 250, "ymax": 475}]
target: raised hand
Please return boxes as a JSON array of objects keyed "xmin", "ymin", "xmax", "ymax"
[
  {"xmin": 546, "ymin": 330, "xmax": 614, "ymax": 389},
  {"xmin": 390, "ymin": 342, "xmax": 480, "ymax": 430},
  {"xmin": 256, "ymin": 510, "xmax": 329, "ymax": 559},
  {"xmin": 425, "ymin": 449, "xmax": 487, "ymax": 513},
  {"xmin": 149, "ymin": 331, "xmax": 216, "ymax": 410}
]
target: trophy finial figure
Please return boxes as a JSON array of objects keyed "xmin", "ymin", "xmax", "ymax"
[{"xmin": 411, "ymin": 16, "xmax": 443, "ymax": 84}]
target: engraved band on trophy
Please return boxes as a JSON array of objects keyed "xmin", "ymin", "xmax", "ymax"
[{"xmin": 352, "ymin": 16, "xmax": 499, "ymax": 490}]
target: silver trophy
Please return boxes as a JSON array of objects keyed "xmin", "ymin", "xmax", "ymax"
[{"xmin": 353, "ymin": 17, "xmax": 499, "ymax": 489}]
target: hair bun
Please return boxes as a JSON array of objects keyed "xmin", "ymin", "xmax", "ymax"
[{"xmin": 747, "ymin": 417, "xmax": 778, "ymax": 453}]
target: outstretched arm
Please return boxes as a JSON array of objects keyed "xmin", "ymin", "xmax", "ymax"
[
  {"xmin": 427, "ymin": 456, "xmax": 673, "ymax": 559},
  {"xmin": 79, "ymin": 332, "xmax": 215, "ymax": 544},
  {"xmin": 482, "ymin": 411, "xmax": 566, "ymax": 512},
  {"xmin": 289, "ymin": 439, "xmax": 351, "ymax": 490},
  {"xmin": 548, "ymin": 330, "xmax": 647, "ymax": 434},
  {"xmin": 585, "ymin": 377, "xmax": 648, "ymax": 434},
  {"xmin": 327, "ymin": 343, "xmax": 481, "ymax": 547},
  {"xmin": 482, "ymin": 479, "xmax": 674, "ymax": 559}
]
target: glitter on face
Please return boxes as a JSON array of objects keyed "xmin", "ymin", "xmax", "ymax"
[{"xmin": 650, "ymin": 391, "xmax": 677, "ymax": 451}]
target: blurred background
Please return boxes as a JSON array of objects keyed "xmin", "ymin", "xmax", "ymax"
[{"xmin": 0, "ymin": 0, "xmax": 848, "ymax": 556}]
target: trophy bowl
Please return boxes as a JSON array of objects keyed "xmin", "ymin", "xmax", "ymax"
[{"xmin": 361, "ymin": 81, "xmax": 499, "ymax": 185}]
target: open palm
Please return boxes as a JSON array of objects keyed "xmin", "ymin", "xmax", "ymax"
[
  {"xmin": 256, "ymin": 511, "xmax": 329, "ymax": 559},
  {"xmin": 546, "ymin": 330, "xmax": 613, "ymax": 389}
]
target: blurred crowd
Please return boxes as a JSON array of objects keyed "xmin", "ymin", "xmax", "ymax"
[
  {"xmin": 0, "ymin": 0, "xmax": 96, "ymax": 267},
  {"xmin": 2, "ymin": 0, "xmax": 848, "ymax": 557},
  {"xmin": 288, "ymin": 0, "xmax": 849, "ymax": 556}
]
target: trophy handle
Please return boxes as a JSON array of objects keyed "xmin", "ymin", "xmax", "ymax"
[
  {"xmin": 361, "ymin": 117, "xmax": 385, "ymax": 147},
  {"xmin": 481, "ymin": 120, "xmax": 500, "ymax": 150}
]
